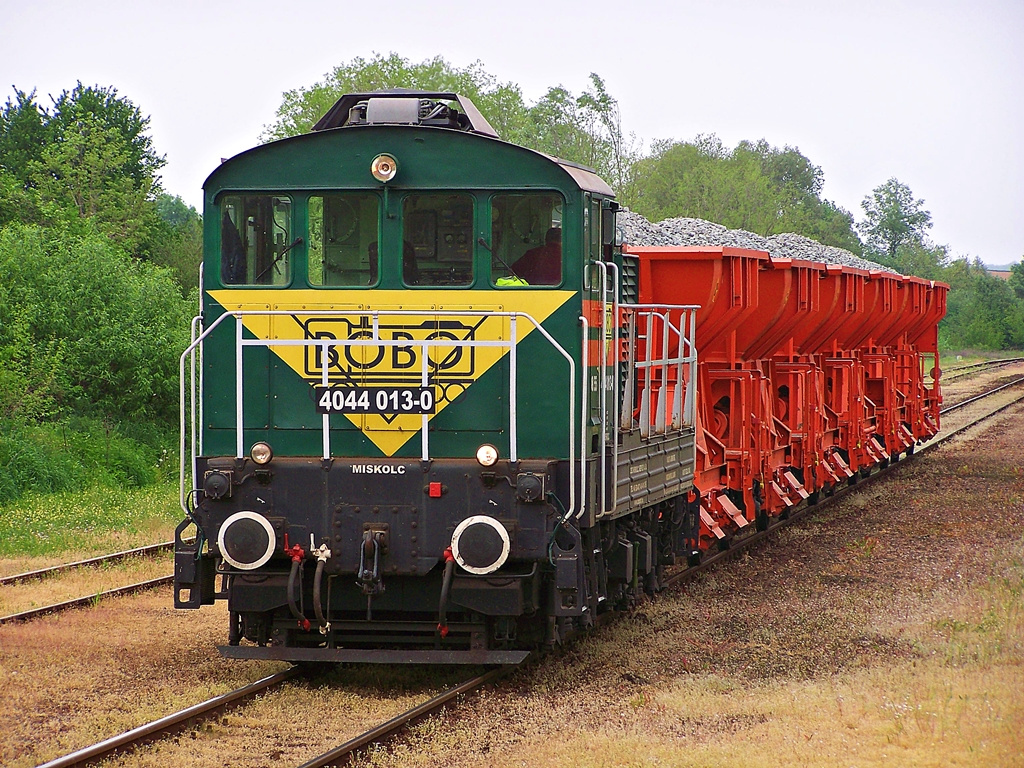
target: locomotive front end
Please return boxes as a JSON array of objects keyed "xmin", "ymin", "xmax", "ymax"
[{"xmin": 174, "ymin": 93, "xmax": 619, "ymax": 663}]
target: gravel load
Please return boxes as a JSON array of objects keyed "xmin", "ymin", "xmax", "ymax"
[{"xmin": 619, "ymin": 210, "xmax": 896, "ymax": 273}]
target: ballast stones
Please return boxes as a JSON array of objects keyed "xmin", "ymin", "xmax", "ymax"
[{"xmin": 618, "ymin": 211, "xmax": 896, "ymax": 274}]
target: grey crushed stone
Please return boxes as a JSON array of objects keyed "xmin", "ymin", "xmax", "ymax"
[{"xmin": 618, "ymin": 210, "xmax": 896, "ymax": 273}]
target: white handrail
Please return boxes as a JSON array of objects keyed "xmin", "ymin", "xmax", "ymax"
[{"xmin": 180, "ymin": 308, "xmax": 577, "ymax": 520}]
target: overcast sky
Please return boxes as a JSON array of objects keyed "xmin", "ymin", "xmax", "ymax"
[{"xmin": 3, "ymin": 0, "xmax": 1021, "ymax": 264}]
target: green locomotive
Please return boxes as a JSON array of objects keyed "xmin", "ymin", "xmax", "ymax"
[{"xmin": 175, "ymin": 92, "xmax": 699, "ymax": 663}]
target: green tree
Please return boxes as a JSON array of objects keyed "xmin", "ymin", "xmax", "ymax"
[
  {"xmin": 263, "ymin": 55, "xmax": 631, "ymax": 187},
  {"xmin": 858, "ymin": 178, "xmax": 932, "ymax": 258},
  {"xmin": 626, "ymin": 135, "xmax": 860, "ymax": 251},
  {"xmin": 0, "ymin": 89, "xmax": 50, "ymax": 227},
  {"xmin": 939, "ymin": 257, "xmax": 1023, "ymax": 350},
  {"xmin": 151, "ymin": 193, "xmax": 203, "ymax": 293},
  {"xmin": 878, "ymin": 241, "xmax": 948, "ymax": 279},
  {"xmin": 47, "ymin": 83, "xmax": 165, "ymax": 189},
  {"xmin": 1007, "ymin": 260, "xmax": 1024, "ymax": 299},
  {"xmin": 262, "ymin": 53, "xmax": 534, "ymax": 144},
  {"xmin": 0, "ymin": 224, "xmax": 190, "ymax": 423},
  {"xmin": 0, "ymin": 89, "xmax": 49, "ymax": 182},
  {"xmin": 22, "ymin": 83, "xmax": 167, "ymax": 258}
]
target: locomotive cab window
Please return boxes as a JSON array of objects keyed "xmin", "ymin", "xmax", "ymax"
[
  {"xmin": 402, "ymin": 193, "xmax": 473, "ymax": 287},
  {"xmin": 491, "ymin": 193, "xmax": 563, "ymax": 287},
  {"xmin": 308, "ymin": 193, "xmax": 380, "ymax": 286},
  {"xmin": 220, "ymin": 195, "xmax": 292, "ymax": 286}
]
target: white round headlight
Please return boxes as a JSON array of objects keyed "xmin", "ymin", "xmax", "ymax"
[
  {"xmin": 250, "ymin": 442, "xmax": 273, "ymax": 465},
  {"xmin": 451, "ymin": 515, "xmax": 510, "ymax": 575},
  {"xmin": 370, "ymin": 153, "xmax": 398, "ymax": 183},
  {"xmin": 475, "ymin": 444, "xmax": 499, "ymax": 467}
]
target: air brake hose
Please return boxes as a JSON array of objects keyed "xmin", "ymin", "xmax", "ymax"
[
  {"xmin": 286, "ymin": 547, "xmax": 311, "ymax": 631},
  {"xmin": 436, "ymin": 547, "xmax": 456, "ymax": 638},
  {"xmin": 313, "ymin": 558, "xmax": 330, "ymax": 633}
]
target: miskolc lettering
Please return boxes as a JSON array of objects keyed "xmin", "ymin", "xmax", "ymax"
[{"xmin": 351, "ymin": 465, "xmax": 408, "ymax": 474}]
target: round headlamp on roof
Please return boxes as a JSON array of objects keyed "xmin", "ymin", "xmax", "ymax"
[{"xmin": 370, "ymin": 153, "xmax": 399, "ymax": 183}]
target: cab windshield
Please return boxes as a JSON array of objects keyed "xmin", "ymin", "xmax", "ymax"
[
  {"xmin": 491, "ymin": 193, "xmax": 563, "ymax": 286},
  {"xmin": 219, "ymin": 195, "xmax": 292, "ymax": 286}
]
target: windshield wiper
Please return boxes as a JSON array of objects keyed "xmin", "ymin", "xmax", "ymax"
[
  {"xmin": 478, "ymin": 237, "xmax": 523, "ymax": 280},
  {"xmin": 254, "ymin": 237, "xmax": 303, "ymax": 283}
]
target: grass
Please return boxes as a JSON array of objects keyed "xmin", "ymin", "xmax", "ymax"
[
  {"xmin": 940, "ymin": 349, "xmax": 1024, "ymax": 369},
  {"xmin": 0, "ymin": 481, "xmax": 182, "ymax": 559}
]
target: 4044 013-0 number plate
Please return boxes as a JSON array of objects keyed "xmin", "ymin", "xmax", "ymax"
[{"xmin": 314, "ymin": 386, "xmax": 436, "ymax": 415}]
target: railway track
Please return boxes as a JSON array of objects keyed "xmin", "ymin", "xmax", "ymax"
[
  {"xmin": 941, "ymin": 356, "xmax": 1024, "ymax": 381},
  {"xmin": 36, "ymin": 665, "xmax": 509, "ymax": 768},
  {"xmin": 0, "ymin": 541, "xmax": 174, "ymax": 625},
  {"xmin": 15, "ymin": 374, "xmax": 1024, "ymax": 767},
  {"xmin": 0, "ymin": 541, "xmax": 172, "ymax": 587},
  {"xmin": 35, "ymin": 668, "xmax": 302, "ymax": 768},
  {"xmin": 0, "ymin": 575, "xmax": 173, "ymax": 625}
]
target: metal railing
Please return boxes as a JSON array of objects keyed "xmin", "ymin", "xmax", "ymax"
[
  {"xmin": 620, "ymin": 304, "xmax": 698, "ymax": 436},
  {"xmin": 587, "ymin": 260, "xmax": 699, "ymax": 518},
  {"xmin": 180, "ymin": 308, "xmax": 576, "ymax": 519}
]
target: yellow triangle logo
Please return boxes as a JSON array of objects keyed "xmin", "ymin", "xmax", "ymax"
[{"xmin": 208, "ymin": 289, "xmax": 575, "ymax": 455}]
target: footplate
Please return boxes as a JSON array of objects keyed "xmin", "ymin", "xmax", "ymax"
[{"xmin": 217, "ymin": 645, "xmax": 530, "ymax": 665}]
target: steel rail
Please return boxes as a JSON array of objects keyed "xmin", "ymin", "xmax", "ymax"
[
  {"xmin": 290, "ymin": 385, "xmax": 1024, "ymax": 766},
  {"xmin": 34, "ymin": 668, "xmax": 301, "ymax": 768},
  {"xmin": 0, "ymin": 576, "xmax": 172, "ymax": 625},
  {"xmin": 20, "ymin": 378, "xmax": 1024, "ymax": 768},
  {"xmin": 940, "ymin": 376, "xmax": 1024, "ymax": 414},
  {"xmin": 296, "ymin": 666, "xmax": 512, "ymax": 768},
  {"xmin": 942, "ymin": 357, "xmax": 1024, "ymax": 380},
  {"xmin": 0, "ymin": 541, "xmax": 173, "ymax": 587},
  {"xmin": 665, "ymin": 378, "xmax": 1024, "ymax": 590}
]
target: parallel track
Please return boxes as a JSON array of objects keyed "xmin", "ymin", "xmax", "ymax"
[
  {"xmin": 0, "ymin": 542, "xmax": 172, "ymax": 587},
  {"xmin": 297, "ymin": 667, "xmax": 511, "ymax": 768},
  {"xmin": 662, "ymin": 372, "xmax": 1024, "ymax": 589},
  {"xmin": 4, "ymin": 375, "xmax": 1022, "ymax": 630},
  {"xmin": 942, "ymin": 356, "xmax": 1024, "ymax": 381},
  {"xmin": 36, "ymin": 666, "xmax": 508, "ymax": 768},
  {"xmin": 0, "ymin": 576, "xmax": 173, "ymax": 625},
  {"xmin": 940, "ymin": 376, "xmax": 1024, "ymax": 414}
]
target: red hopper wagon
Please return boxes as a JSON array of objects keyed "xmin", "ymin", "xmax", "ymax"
[{"xmin": 625, "ymin": 245, "xmax": 947, "ymax": 555}]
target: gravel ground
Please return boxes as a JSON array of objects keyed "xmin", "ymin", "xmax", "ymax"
[{"xmin": 618, "ymin": 210, "xmax": 897, "ymax": 273}]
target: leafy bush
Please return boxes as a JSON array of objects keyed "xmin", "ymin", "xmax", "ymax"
[
  {"xmin": 0, "ymin": 223, "xmax": 191, "ymax": 425},
  {"xmin": 0, "ymin": 416, "xmax": 168, "ymax": 504}
]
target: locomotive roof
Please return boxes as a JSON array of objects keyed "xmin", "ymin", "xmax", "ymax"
[
  {"xmin": 307, "ymin": 90, "xmax": 614, "ymax": 198},
  {"xmin": 312, "ymin": 90, "xmax": 500, "ymax": 137}
]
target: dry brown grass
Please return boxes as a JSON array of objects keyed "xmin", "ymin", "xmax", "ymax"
[
  {"xmin": 0, "ymin": 590, "xmax": 286, "ymax": 767},
  {"xmin": 106, "ymin": 666, "xmax": 478, "ymax": 768},
  {"xmin": 0, "ymin": 554, "xmax": 172, "ymax": 616},
  {"xmin": 354, "ymin": 405, "xmax": 1024, "ymax": 768}
]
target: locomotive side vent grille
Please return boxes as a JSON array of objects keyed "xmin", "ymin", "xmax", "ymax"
[{"xmin": 620, "ymin": 255, "xmax": 639, "ymax": 304}]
